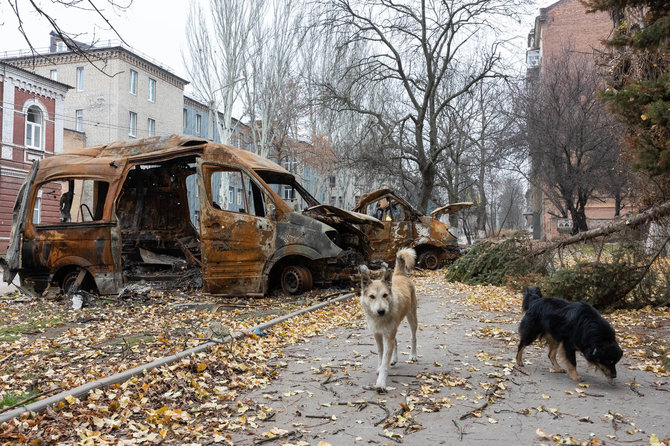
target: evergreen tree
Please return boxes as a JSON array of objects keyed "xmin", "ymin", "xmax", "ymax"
[{"xmin": 584, "ymin": 0, "xmax": 670, "ymax": 179}]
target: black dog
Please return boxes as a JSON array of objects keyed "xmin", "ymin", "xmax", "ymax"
[{"xmin": 516, "ymin": 286, "xmax": 623, "ymax": 382}]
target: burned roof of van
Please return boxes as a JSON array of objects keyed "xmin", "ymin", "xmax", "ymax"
[{"xmin": 41, "ymin": 134, "xmax": 292, "ymax": 178}]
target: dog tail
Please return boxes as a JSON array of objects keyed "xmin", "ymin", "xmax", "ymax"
[
  {"xmin": 394, "ymin": 248, "xmax": 416, "ymax": 276},
  {"xmin": 522, "ymin": 286, "xmax": 542, "ymax": 312}
]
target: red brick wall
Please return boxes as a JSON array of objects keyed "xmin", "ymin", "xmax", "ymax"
[
  {"xmin": 0, "ymin": 176, "xmax": 23, "ymax": 252},
  {"xmin": 0, "ymin": 80, "xmax": 3, "ymax": 143},
  {"xmin": 536, "ymin": 0, "xmax": 621, "ymax": 240},
  {"xmin": 0, "ymin": 88, "xmax": 59, "ymax": 253},
  {"xmin": 540, "ymin": 0, "xmax": 612, "ymax": 65},
  {"xmin": 13, "ymin": 88, "xmax": 56, "ymax": 153}
]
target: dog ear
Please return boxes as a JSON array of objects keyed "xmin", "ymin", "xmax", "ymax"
[
  {"xmin": 383, "ymin": 267, "xmax": 393, "ymax": 286},
  {"xmin": 359, "ymin": 265, "xmax": 371, "ymax": 288}
]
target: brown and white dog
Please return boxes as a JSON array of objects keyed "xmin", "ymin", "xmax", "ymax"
[{"xmin": 359, "ymin": 248, "xmax": 417, "ymax": 391}]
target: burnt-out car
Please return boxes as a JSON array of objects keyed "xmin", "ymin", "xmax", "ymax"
[
  {"xmin": 352, "ymin": 189, "xmax": 473, "ymax": 269},
  {"xmin": 1, "ymin": 135, "xmax": 380, "ymax": 297}
]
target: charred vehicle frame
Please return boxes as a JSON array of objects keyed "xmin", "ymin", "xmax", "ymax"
[
  {"xmin": 353, "ymin": 189, "xmax": 473, "ymax": 270},
  {"xmin": 1, "ymin": 135, "xmax": 381, "ymax": 297}
]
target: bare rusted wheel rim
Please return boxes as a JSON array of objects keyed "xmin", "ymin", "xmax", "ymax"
[
  {"xmin": 281, "ymin": 265, "xmax": 312, "ymax": 295},
  {"xmin": 420, "ymin": 251, "xmax": 440, "ymax": 270}
]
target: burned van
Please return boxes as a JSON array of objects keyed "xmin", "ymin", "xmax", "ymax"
[
  {"xmin": 1, "ymin": 135, "xmax": 380, "ymax": 297},
  {"xmin": 353, "ymin": 189, "xmax": 473, "ymax": 269}
]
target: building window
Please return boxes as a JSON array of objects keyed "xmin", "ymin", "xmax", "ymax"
[
  {"xmin": 56, "ymin": 41, "xmax": 66, "ymax": 52},
  {"xmin": 283, "ymin": 186, "xmax": 294, "ymax": 200},
  {"xmin": 76, "ymin": 67, "xmax": 84, "ymax": 91},
  {"xmin": 75, "ymin": 109, "xmax": 83, "ymax": 132},
  {"xmin": 32, "ymin": 190, "xmax": 42, "ymax": 224},
  {"xmin": 129, "ymin": 69, "xmax": 138, "ymax": 95},
  {"xmin": 148, "ymin": 118, "xmax": 155, "ymax": 137},
  {"xmin": 183, "ymin": 109, "xmax": 188, "ymax": 132},
  {"xmin": 196, "ymin": 114, "xmax": 202, "ymax": 135},
  {"xmin": 50, "ymin": 70, "xmax": 57, "ymax": 81},
  {"xmin": 148, "ymin": 78, "xmax": 156, "ymax": 102},
  {"xmin": 329, "ymin": 176, "xmax": 336, "ymax": 188},
  {"xmin": 129, "ymin": 111, "xmax": 137, "ymax": 137},
  {"xmin": 25, "ymin": 106, "xmax": 43, "ymax": 149}
]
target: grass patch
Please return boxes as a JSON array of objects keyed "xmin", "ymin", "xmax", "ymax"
[
  {"xmin": 0, "ymin": 389, "xmax": 40, "ymax": 409},
  {"xmin": 0, "ymin": 316, "xmax": 64, "ymax": 341}
]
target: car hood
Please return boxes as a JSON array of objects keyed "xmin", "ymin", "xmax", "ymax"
[
  {"xmin": 430, "ymin": 202, "xmax": 475, "ymax": 218},
  {"xmin": 305, "ymin": 205, "xmax": 383, "ymax": 228}
]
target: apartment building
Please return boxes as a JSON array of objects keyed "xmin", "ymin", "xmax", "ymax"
[
  {"xmin": 3, "ymin": 32, "xmax": 188, "ymax": 148},
  {"xmin": 525, "ymin": 0, "xmax": 624, "ymax": 239}
]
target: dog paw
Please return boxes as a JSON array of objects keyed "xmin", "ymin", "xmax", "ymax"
[
  {"xmin": 375, "ymin": 385, "xmax": 387, "ymax": 393},
  {"xmin": 550, "ymin": 367, "xmax": 566, "ymax": 374},
  {"xmin": 390, "ymin": 360, "xmax": 397, "ymax": 366},
  {"xmin": 409, "ymin": 355, "xmax": 418, "ymax": 362},
  {"xmin": 569, "ymin": 374, "xmax": 582, "ymax": 382}
]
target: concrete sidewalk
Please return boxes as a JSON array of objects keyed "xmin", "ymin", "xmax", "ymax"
[{"xmin": 228, "ymin": 275, "xmax": 669, "ymax": 445}]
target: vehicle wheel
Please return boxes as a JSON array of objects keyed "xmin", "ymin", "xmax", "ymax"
[
  {"xmin": 281, "ymin": 265, "xmax": 312, "ymax": 295},
  {"xmin": 61, "ymin": 268, "xmax": 86, "ymax": 294},
  {"xmin": 419, "ymin": 251, "xmax": 440, "ymax": 270}
]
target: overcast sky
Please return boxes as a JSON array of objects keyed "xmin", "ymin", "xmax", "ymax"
[
  {"xmin": 0, "ymin": 0, "xmax": 191, "ymax": 78},
  {"xmin": 0, "ymin": 0, "xmax": 556, "ymax": 94}
]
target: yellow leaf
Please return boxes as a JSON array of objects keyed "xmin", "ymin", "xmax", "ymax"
[
  {"xmin": 650, "ymin": 434, "xmax": 663, "ymax": 446},
  {"xmin": 317, "ymin": 442, "xmax": 333, "ymax": 446},
  {"xmin": 641, "ymin": 114, "xmax": 648, "ymax": 120},
  {"xmin": 197, "ymin": 363, "xmax": 207, "ymax": 372},
  {"xmin": 64, "ymin": 395, "xmax": 77, "ymax": 405}
]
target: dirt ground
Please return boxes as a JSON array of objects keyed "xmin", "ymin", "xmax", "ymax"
[{"xmin": 228, "ymin": 275, "xmax": 670, "ymax": 445}]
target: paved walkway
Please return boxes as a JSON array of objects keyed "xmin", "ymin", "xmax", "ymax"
[{"xmin": 229, "ymin": 277, "xmax": 670, "ymax": 445}]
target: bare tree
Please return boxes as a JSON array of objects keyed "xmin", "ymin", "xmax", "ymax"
[
  {"xmin": 183, "ymin": 0, "xmax": 260, "ymax": 146},
  {"xmin": 495, "ymin": 177, "xmax": 525, "ymax": 233},
  {"xmin": 315, "ymin": 0, "xmax": 529, "ymax": 213},
  {"xmin": 520, "ymin": 50, "xmax": 626, "ymax": 233},
  {"xmin": 241, "ymin": 0, "xmax": 304, "ymax": 159}
]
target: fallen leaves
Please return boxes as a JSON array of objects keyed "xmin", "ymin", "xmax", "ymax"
[{"xmin": 0, "ymin": 291, "xmax": 363, "ymax": 443}]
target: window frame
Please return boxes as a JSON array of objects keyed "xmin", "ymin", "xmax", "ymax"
[
  {"xmin": 129, "ymin": 111, "xmax": 137, "ymax": 137},
  {"xmin": 76, "ymin": 67, "xmax": 84, "ymax": 91},
  {"xmin": 25, "ymin": 105, "xmax": 44, "ymax": 150},
  {"xmin": 147, "ymin": 118, "xmax": 155, "ymax": 137},
  {"xmin": 75, "ymin": 109, "xmax": 84, "ymax": 132},
  {"xmin": 148, "ymin": 78, "xmax": 156, "ymax": 102},
  {"xmin": 129, "ymin": 69, "xmax": 138, "ymax": 95}
]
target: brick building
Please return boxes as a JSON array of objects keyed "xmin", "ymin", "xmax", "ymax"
[
  {"xmin": 0, "ymin": 62, "xmax": 70, "ymax": 252},
  {"xmin": 526, "ymin": 0, "xmax": 624, "ymax": 239}
]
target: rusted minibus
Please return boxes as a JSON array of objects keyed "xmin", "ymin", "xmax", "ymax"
[{"xmin": 1, "ymin": 135, "xmax": 379, "ymax": 297}]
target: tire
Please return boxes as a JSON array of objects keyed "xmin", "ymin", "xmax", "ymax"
[
  {"xmin": 61, "ymin": 268, "xmax": 84, "ymax": 294},
  {"xmin": 419, "ymin": 250, "xmax": 440, "ymax": 270},
  {"xmin": 281, "ymin": 265, "xmax": 313, "ymax": 295}
]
